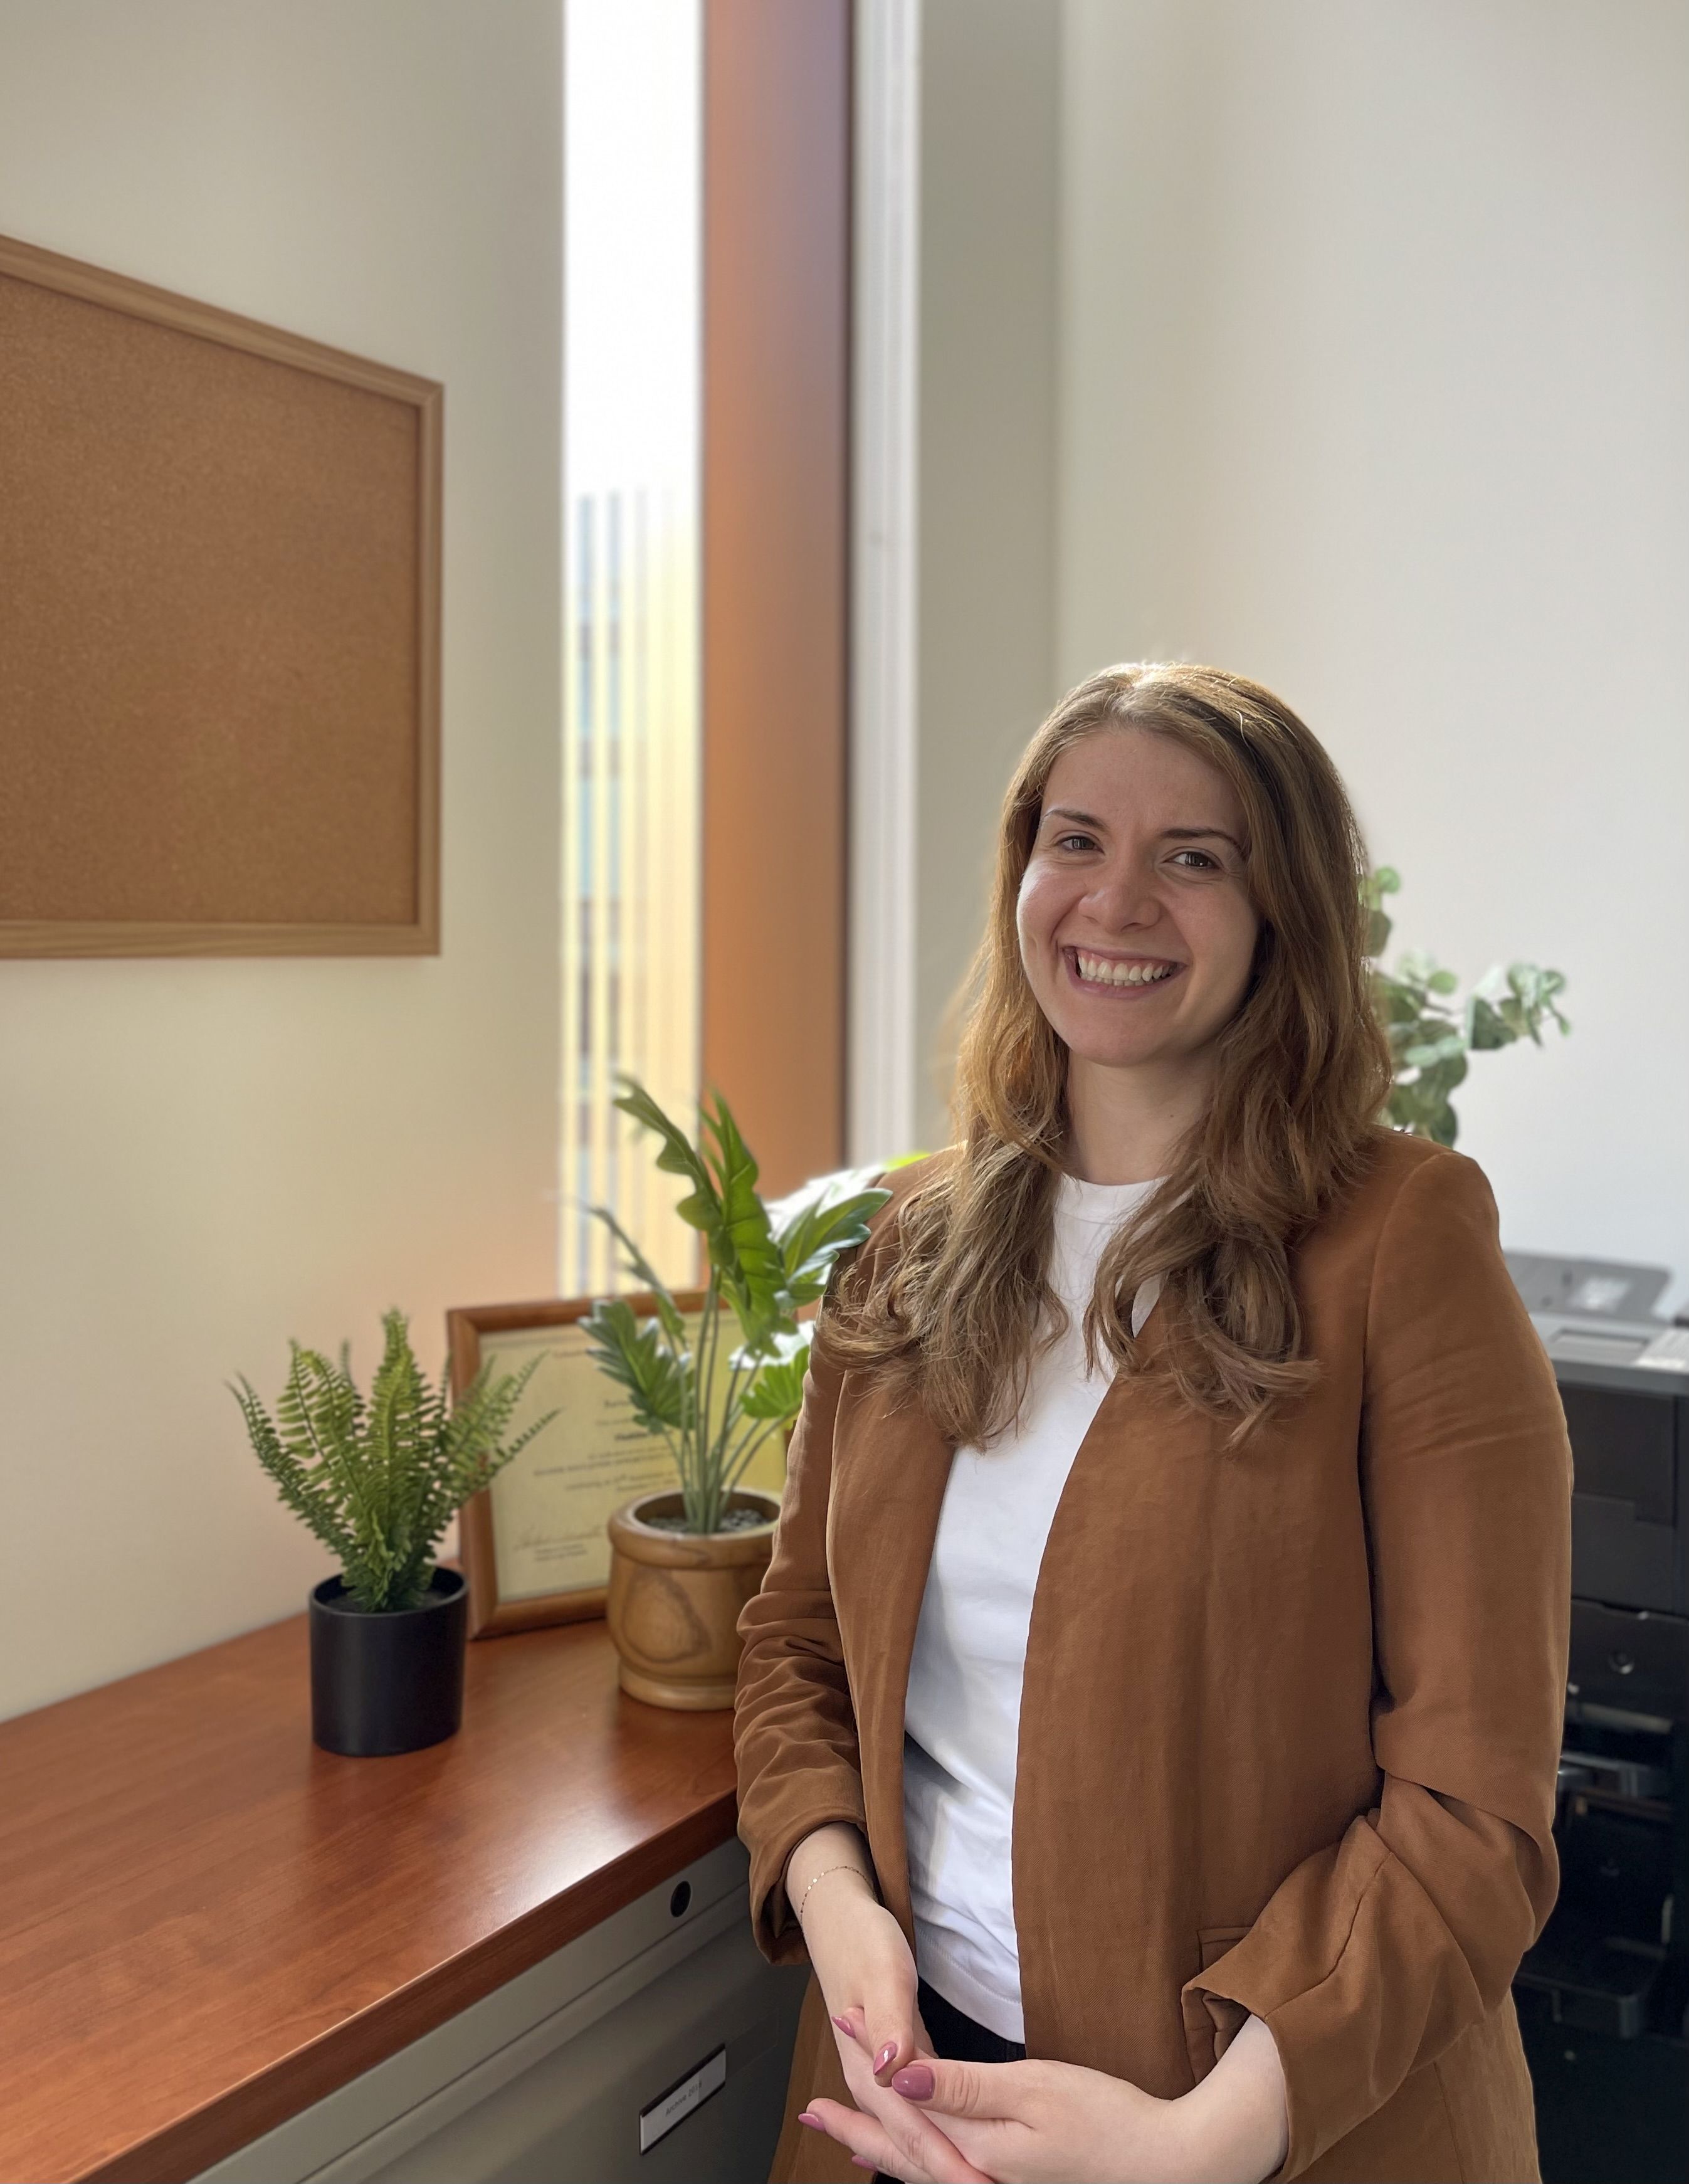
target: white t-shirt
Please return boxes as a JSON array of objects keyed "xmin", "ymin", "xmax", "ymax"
[{"xmin": 902, "ymin": 1173, "xmax": 1162, "ymax": 2041}]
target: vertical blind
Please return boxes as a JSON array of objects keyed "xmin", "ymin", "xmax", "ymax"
[{"xmin": 562, "ymin": 484, "xmax": 700, "ymax": 1296}]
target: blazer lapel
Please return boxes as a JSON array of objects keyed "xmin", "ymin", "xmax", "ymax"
[{"xmin": 828, "ymin": 1374, "xmax": 955, "ymax": 1938}]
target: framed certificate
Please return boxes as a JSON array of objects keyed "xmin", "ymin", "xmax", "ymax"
[{"xmin": 446, "ymin": 1292, "xmax": 787, "ymax": 1638}]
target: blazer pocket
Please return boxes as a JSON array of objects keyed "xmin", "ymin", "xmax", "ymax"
[{"xmin": 1183, "ymin": 1926, "xmax": 1255, "ymax": 2085}]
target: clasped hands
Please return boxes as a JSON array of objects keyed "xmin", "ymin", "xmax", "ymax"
[{"xmin": 788, "ymin": 1827, "xmax": 1288, "ymax": 2184}]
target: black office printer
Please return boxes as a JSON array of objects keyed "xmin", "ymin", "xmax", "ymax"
[{"xmin": 1505, "ymin": 1255, "xmax": 1689, "ymax": 2184}]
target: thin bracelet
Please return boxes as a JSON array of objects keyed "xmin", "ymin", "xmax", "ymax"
[{"xmin": 794, "ymin": 1862, "xmax": 865, "ymax": 1926}]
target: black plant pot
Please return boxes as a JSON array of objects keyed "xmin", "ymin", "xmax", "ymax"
[{"xmin": 308, "ymin": 1568, "xmax": 468, "ymax": 1757}]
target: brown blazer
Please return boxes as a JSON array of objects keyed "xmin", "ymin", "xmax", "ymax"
[{"xmin": 734, "ymin": 1131, "xmax": 1572, "ymax": 2184}]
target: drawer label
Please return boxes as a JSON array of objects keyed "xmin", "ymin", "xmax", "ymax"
[{"xmin": 639, "ymin": 2044, "xmax": 727, "ymax": 2153}]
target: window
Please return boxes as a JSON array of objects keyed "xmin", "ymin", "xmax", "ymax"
[
  {"xmin": 562, "ymin": 0, "xmax": 850, "ymax": 1299},
  {"xmin": 562, "ymin": 0, "xmax": 702, "ymax": 1295}
]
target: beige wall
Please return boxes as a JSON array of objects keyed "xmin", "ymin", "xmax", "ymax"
[
  {"xmin": 0, "ymin": 0, "xmax": 564, "ymax": 1718},
  {"xmin": 917, "ymin": 0, "xmax": 1689, "ymax": 1299}
]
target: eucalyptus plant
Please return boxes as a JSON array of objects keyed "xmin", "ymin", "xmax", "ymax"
[
  {"xmin": 582, "ymin": 1081, "xmax": 892, "ymax": 1535},
  {"xmin": 1366, "ymin": 867, "xmax": 1570, "ymax": 1146},
  {"xmin": 233, "ymin": 1309, "xmax": 554, "ymax": 1612}
]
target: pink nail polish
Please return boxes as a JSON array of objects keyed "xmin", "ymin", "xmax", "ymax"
[
  {"xmin": 797, "ymin": 2111, "xmax": 824, "ymax": 2131},
  {"xmin": 832, "ymin": 2013, "xmax": 856, "ymax": 2036},
  {"xmin": 873, "ymin": 2041, "xmax": 897, "ymax": 2072},
  {"xmin": 892, "ymin": 2062, "xmax": 935, "ymax": 2101}
]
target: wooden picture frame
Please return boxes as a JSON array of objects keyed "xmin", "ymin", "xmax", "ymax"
[
  {"xmin": 448, "ymin": 1291, "xmax": 707, "ymax": 1640},
  {"xmin": 0, "ymin": 231, "xmax": 441, "ymax": 957}
]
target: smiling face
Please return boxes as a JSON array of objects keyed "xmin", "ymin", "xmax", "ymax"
[{"xmin": 1015, "ymin": 724, "xmax": 1262, "ymax": 1079}]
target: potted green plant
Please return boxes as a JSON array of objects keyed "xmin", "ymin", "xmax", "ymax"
[
  {"xmin": 584, "ymin": 1080, "xmax": 890, "ymax": 1711},
  {"xmin": 233, "ymin": 1310, "xmax": 553, "ymax": 1756},
  {"xmin": 1367, "ymin": 867, "xmax": 1570, "ymax": 1144}
]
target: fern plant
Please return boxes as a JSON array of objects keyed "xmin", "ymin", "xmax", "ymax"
[
  {"xmin": 1366, "ymin": 867, "xmax": 1570, "ymax": 1146},
  {"xmin": 582, "ymin": 1080, "xmax": 892, "ymax": 1535},
  {"xmin": 233, "ymin": 1310, "xmax": 555, "ymax": 1612}
]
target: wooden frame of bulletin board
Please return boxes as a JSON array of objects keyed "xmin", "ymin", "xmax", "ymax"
[{"xmin": 0, "ymin": 233, "xmax": 442, "ymax": 957}]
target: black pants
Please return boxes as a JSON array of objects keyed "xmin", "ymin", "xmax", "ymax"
[
  {"xmin": 873, "ymin": 1981, "xmax": 1025, "ymax": 2183},
  {"xmin": 917, "ymin": 1978, "xmax": 1026, "ymax": 2064}
]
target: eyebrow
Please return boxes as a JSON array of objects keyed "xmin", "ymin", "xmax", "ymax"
[{"xmin": 1042, "ymin": 807, "xmax": 1245, "ymax": 853}]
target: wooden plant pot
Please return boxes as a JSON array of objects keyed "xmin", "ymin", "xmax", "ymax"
[{"xmin": 606, "ymin": 1490, "xmax": 780, "ymax": 1711}]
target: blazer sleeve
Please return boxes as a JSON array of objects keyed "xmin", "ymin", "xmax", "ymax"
[
  {"xmin": 1183, "ymin": 1148, "xmax": 1572, "ymax": 2180},
  {"xmin": 734, "ymin": 1316, "xmax": 870, "ymax": 1966}
]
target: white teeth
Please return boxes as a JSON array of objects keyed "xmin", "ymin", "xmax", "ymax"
[{"xmin": 1073, "ymin": 951, "xmax": 1176, "ymax": 988}]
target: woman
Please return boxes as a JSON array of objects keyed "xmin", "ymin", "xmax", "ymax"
[{"xmin": 734, "ymin": 663, "xmax": 1571, "ymax": 2184}]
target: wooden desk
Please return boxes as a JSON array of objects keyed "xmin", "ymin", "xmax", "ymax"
[{"xmin": 0, "ymin": 1613, "xmax": 741, "ymax": 2183}]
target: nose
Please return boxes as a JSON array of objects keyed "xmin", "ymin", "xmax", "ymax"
[{"xmin": 1087, "ymin": 864, "xmax": 1162, "ymax": 932}]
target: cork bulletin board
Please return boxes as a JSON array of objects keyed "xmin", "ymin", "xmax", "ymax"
[{"xmin": 0, "ymin": 233, "xmax": 441, "ymax": 956}]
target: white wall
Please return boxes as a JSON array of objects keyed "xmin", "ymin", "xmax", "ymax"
[
  {"xmin": 915, "ymin": 0, "xmax": 1689, "ymax": 1299},
  {"xmin": 0, "ymin": 0, "xmax": 564, "ymax": 1718}
]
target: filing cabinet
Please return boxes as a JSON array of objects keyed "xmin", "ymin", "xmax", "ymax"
[{"xmin": 194, "ymin": 1840, "xmax": 805, "ymax": 2184}]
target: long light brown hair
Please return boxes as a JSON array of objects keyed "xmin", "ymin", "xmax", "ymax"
[{"xmin": 824, "ymin": 662, "xmax": 1392, "ymax": 1444}]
